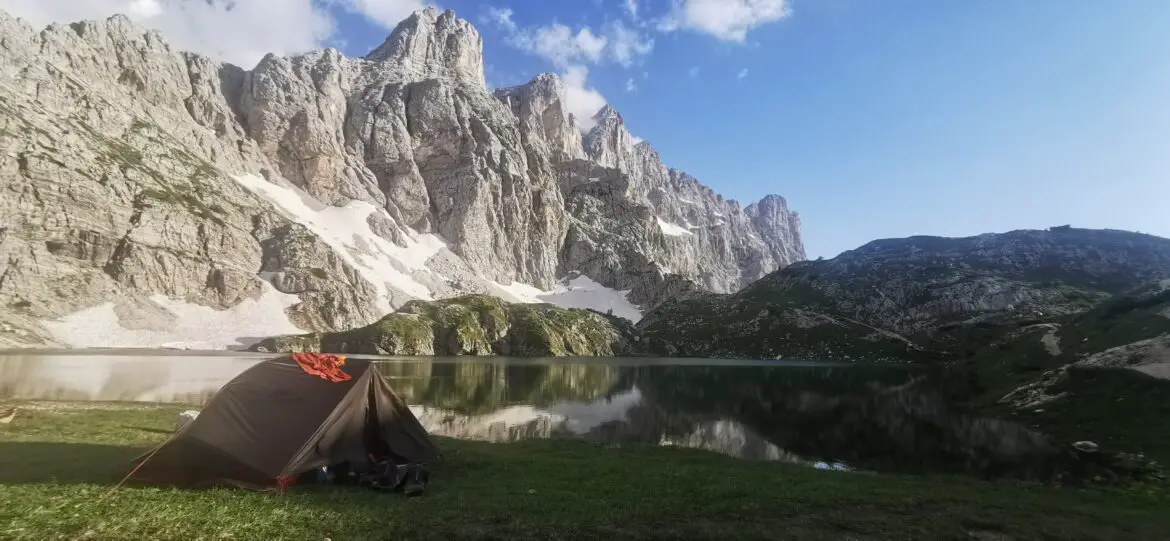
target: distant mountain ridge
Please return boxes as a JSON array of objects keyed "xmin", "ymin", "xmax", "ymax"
[
  {"xmin": 0, "ymin": 7, "xmax": 804, "ymax": 349},
  {"xmin": 639, "ymin": 226, "xmax": 1170, "ymax": 361}
]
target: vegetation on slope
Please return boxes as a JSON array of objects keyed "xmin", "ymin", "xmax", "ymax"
[
  {"xmin": 639, "ymin": 227, "xmax": 1170, "ymax": 362},
  {"xmin": 637, "ymin": 280, "xmax": 932, "ymax": 362},
  {"xmin": 958, "ymin": 280, "xmax": 1170, "ymax": 463},
  {"xmin": 252, "ymin": 294, "xmax": 640, "ymax": 357}
]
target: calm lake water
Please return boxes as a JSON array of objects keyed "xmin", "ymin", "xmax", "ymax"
[{"xmin": 1, "ymin": 350, "xmax": 1025, "ymax": 475}]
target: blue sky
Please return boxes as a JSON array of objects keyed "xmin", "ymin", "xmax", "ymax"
[
  {"xmin": 345, "ymin": 0, "xmax": 1170, "ymax": 258},
  {"xmin": 12, "ymin": 0, "xmax": 1170, "ymax": 259}
]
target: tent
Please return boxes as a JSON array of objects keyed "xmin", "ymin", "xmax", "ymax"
[{"xmin": 124, "ymin": 354, "xmax": 439, "ymax": 491}]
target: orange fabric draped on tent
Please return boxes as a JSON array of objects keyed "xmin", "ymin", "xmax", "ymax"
[{"xmin": 291, "ymin": 352, "xmax": 351, "ymax": 383}]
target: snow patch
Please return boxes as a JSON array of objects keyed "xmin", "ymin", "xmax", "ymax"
[
  {"xmin": 491, "ymin": 275, "xmax": 644, "ymax": 323},
  {"xmin": 492, "ymin": 280, "xmax": 547, "ymax": 301},
  {"xmin": 42, "ymin": 282, "xmax": 303, "ymax": 350},
  {"xmin": 656, "ymin": 217, "xmax": 693, "ymax": 236},
  {"xmin": 232, "ymin": 173, "xmax": 445, "ymax": 313}
]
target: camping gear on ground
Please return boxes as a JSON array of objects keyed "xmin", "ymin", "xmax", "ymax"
[
  {"xmin": 294, "ymin": 457, "xmax": 432, "ymax": 496},
  {"xmin": 122, "ymin": 355, "xmax": 439, "ymax": 494}
]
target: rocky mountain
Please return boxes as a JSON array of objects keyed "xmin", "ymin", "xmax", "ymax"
[
  {"xmin": 640, "ymin": 227, "xmax": 1170, "ymax": 361},
  {"xmin": 638, "ymin": 226, "xmax": 1170, "ymax": 463},
  {"xmin": 251, "ymin": 294, "xmax": 639, "ymax": 357},
  {"xmin": 0, "ymin": 7, "xmax": 804, "ymax": 349}
]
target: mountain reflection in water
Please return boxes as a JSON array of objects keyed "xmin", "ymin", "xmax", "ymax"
[{"xmin": 1, "ymin": 352, "xmax": 1053, "ymax": 476}]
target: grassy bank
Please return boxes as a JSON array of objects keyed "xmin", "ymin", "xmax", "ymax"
[{"xmin": 1, "ymin": 403, "xmax": 1168, "ymax": 540}]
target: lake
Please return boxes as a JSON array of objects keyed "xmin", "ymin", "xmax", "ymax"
[{"xmin": 0, "ymin": 350, "xmax": 1053, "ymax": 477}]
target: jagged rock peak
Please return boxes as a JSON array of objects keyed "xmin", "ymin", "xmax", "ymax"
[
  {"xmin": 494, "ymin": 72, "xmax": 585, "ymax": 161},
  {"xmin": 366, "ymin": 7, "xmax": 484, "ymax": 86},
  {"xmin": 748, "ymin": 194, "xmax": 792, "ymax": 214},
  {"xmin": 494, "ymin": 72, "xmax": 566, "ymax": 106},
  {"xmin": 584, "ymin": 104, "xmax": 634, "ymax": 170},
  {"xmin": 32, "ymin": 12, "xmax": 173, "ymax": 59},
  {"xmin": 593, "ymin": 104, "xmax": 623, "ymax": 123},
  {"xmin": 747, "ymin": 194, "xmax": 806, "ymax": 261}
]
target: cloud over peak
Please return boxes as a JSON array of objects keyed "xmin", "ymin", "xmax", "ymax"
[
  {"xmin": 485, "ymin": 8, "xmax": 654, "ymax": 69},
  {"xmin": 1, "ymin": 0, "xmax": 433, "ymax": 68}
]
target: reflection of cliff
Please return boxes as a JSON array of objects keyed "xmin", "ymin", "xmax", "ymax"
[
  {"xmin": 375, "ymin": 361, "xmax": 622, "ymax": 414},
  {"xmin": 631, "ymin": 365, "xmax": 1063, "ymax": 478},
  {"xmin": 0, "ymin": 356, "xmax": 39, "ymax": 399},
  {"xmin": 411, "ymin": 387, "xmax": 806, "ymax": 463},
  {"xmin": 586, "ymin": 398, "xmax": 803, "ymax": 463},
  {"xmin": 0, "ymin": 355, "xmax": 259, "ymax": 404}
]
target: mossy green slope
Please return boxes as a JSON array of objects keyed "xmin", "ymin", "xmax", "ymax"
[
  {"xmin": 637, "ymin": 283, "xmax": 931, "ymax": 362},
  {"xmin": 252, "ymin": 294, "xmax": 638, "ymax": 357},
  {"xmin": 961, "ymin": 281, "xmax": 1170, "ymax": 463}
]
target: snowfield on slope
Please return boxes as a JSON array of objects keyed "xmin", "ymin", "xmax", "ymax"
[
  {"xmin": 40, "ymin": 174, "xmax": 646, "ymax": 350},
  {"xmin": 42, "ymin": 283, "xmax": 304, "ymax": 350},
  {"xmin": 232, "ymin": 173, "xmax": 447, "ymax": 314},
  {"xmin": 656, "ymin": 217, "xmax": 694, "ymax": 236},
  {"xmin": 493, "ymin": 275, "xmax": 644, "ymax": 323}
]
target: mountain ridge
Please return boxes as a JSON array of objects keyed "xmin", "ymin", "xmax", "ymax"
[
  {"xmin": 638, "ymin": 226, "xmax": 1170, "ymax": 361},
  {"xmin": 0, "ymin": 6, "xmax": 804, "ymax": 349}
]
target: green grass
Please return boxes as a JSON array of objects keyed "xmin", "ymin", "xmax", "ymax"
[{"xmin": 1, "ymin": 403, "xmax": 1168, "ymax": 540}]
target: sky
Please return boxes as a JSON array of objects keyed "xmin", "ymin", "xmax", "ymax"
[{"xmin": 3, "ymin": 0, "xmax": 1169, "ymax": 259}]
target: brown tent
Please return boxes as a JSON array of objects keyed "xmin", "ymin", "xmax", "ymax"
[{"xmin": 125, "ymin": 355, "xmax": 439, "ymax": 491}]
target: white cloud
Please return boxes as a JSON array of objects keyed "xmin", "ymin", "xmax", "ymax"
[
  {"xmin": 508, "ymin": 22, "xmax": 607, "ymax": 67},
  {"xmin": 688, "ymin": 66, "xmax": 701, "ymax": 78},
  {"xmin": 483, "ymin": 5, "xmax": 517, "ymax": 32},
  {"xmin": 562, "ymin": 65, "xmax": 608, "ymax": 132},
  {"xmin": 658, "ymin": 0, "xmax": 790, "ymax": 42},
  {"xmin": 625, "ymin": 78, "xmax": 637, "ymax": 92},
  {"xmin": 624, "ymin": 0, "xmax": 639, "ymax": 20},
  {"xmin": 737, "ymin": 68, "xmax": 749, "ymax": 79},
  {"xmin": 127, "ymin": 0, "xmax": 162, "ymax": 18},
  {"xmin": 334, "ymin": 0, "xmax": 429, "ymax": 29},
  {"xmin": 1, "ymin": 0, "xmax": 337, "ymax": 68},
  {"xmin": 486, "ymin": 7, "xmax": 653, "ymax": 69},
  {"xmin": 607, "ymin": 21, "xmax": 654, "ymax": 67}
]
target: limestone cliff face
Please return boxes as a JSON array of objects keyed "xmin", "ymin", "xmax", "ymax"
[
  {"xmin": 575, "ymin": 104, "xmax": 806, "ymax": 293},
  {"xmin": 0, "ymin": 7, "xmax": 804, "ymax": 348}
]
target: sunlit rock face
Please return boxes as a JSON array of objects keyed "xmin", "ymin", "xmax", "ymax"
[{"xmin": 0, "ymin": 7, "xmax": 804, "ymax": 348}]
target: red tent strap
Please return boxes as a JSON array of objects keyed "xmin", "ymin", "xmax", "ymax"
[
  {"xmin": 290, "ymin": 353, "xmax": 351, "ymax": 383},
  {"xmin": 276, "ymin": 475, "xmax": 297, "ymax": 494},
  {"xmin": 99, "ymin": 444, "xmax": 165, "ymax": 501}
]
